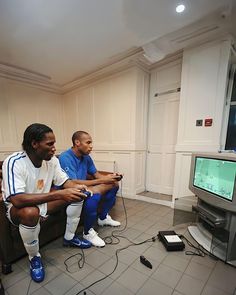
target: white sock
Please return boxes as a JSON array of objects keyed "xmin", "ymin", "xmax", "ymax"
[
  {"xmin": 19, "ymin": 223, "xmax": 40, "ymax": 260},
  {"xmin": 64, "ymin": 202, "xmax": 83, "ymax": 240}
]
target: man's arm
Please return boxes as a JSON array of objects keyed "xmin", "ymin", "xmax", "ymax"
[
  {"xmin": 8, "ymin": 187, "xmax": 87, "ymax": 209},
  {"xmin": 71, "ymin": 172, "xmax": 121, "ymax": 186}
]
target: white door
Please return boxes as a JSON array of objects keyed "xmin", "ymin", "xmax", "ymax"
[{"xmin": 146, "ymin": 61, "xmax": 181, "ymax": 194}]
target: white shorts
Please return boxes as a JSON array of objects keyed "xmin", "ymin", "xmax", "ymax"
[{"xmin": 5, "ymin": 202, "xmax": 48, "ymax": 226}]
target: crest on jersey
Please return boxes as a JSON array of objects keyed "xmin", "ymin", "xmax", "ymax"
[{"xmin": 37, "ymin": 179, "xmax": 44, "ymax": 190}]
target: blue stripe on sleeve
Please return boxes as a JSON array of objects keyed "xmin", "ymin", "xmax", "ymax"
[{"xmin": 7, "ymin": 152, "xmax": 26, "ymax": 195}]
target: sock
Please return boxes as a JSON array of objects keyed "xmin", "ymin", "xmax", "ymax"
[
  {"xmin": 83, "ymin": 193, "xmax": 101, "ymax": 234},
  {"xmin": 19, "ymin": 222, "xmax": 40, "ymax": 260},
  {"xmin": 99, "ymin": 186, "xmax": 119, "ymax": 220},
  {"xmin": 64, "ymin": 202, "xmax": 83, "ymax": 240}
]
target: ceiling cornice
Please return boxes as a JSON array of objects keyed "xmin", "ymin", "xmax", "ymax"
[
  {"xmin": 0, "ymin": 62, "xmax": 62, "ymax": 94},
  {"xmin": 62, "ymin": 50, "xmax": 151, "ymax": 93},
  {"xmin": 0, "ymin": 48, "xmax": 183, "ymax": 94},
  {"xmin": 0, "ymin": 47, "xmax": 152, "ymax": 94}
]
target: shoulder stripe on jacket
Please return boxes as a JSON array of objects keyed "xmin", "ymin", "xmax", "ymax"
[{"xmin": 7, "ymin": 152, "xmax": 26, "ymax": 195}]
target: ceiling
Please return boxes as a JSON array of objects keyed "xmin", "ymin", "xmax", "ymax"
[{"xmin": 0, "ymin": 0, "xmax": 235, "ymax": 86}]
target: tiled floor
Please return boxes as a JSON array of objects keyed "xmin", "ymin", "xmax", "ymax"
[{"xmin": 2, "ymin": 197, "xmax": 236, "ymax": 295}]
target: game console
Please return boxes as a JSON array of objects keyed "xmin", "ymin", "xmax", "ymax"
[{"xmin": 158, "ymin": 230, "xmax": 185, "ymax": 251}]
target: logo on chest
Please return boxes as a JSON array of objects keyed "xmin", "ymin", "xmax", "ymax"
[{"xmin": 37, "ymin": 179, "xmax": 44, "ymax": 190}]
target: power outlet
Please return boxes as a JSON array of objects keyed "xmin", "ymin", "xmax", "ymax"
[{"xmin": 196, "ymin": 119, "xmax": 203, "ymax": 126}]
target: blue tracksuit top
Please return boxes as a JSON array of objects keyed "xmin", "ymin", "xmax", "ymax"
[{"xmin": 59, "ymin": 148, "xmax": 97, "ymax": 180}]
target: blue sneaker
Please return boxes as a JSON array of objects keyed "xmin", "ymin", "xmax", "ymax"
[
  {"xmin": 63, "ymin": 235, "xmax": 92, "ymax": 248},
  {"xmin": 30, "ymin": 256, "xmax": 45, "ymax": 283}
]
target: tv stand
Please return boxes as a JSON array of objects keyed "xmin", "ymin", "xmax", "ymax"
[{"xmin": 188, "ymin": 198, "xmax": 236, "ymax": 267}]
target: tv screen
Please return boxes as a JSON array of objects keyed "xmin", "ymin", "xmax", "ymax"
[{"xmin": 193, "ymin": 157, "xmax": 236, "ymax": 202}]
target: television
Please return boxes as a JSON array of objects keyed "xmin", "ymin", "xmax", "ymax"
[{"xmin": 189, "ymin": 153, "xmax": 236, "ymax": 212}]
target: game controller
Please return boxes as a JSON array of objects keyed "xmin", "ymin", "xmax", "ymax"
[
  {"xmin": 115, "ymin": 173, "xmax": 123, "ymax": 181},
  {"xmin": 81, "ymin": 190, "xmax": 92, "ymax": 197}
]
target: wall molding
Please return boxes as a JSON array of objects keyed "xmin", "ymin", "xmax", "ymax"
[
  {"xmin": 0, "ymin": 62, "xmax": 61, "ymax": 94},
  {"xmin": 0, "ymin": 49, "xmax": 183, "ymax": 95}
]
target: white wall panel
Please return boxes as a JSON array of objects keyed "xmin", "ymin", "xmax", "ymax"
[
  {"xmin": 164, "ymin": 153, "xmax": 176, "ymax": 188},
  {"xmin": 135, "ymin": 152, "xmax": 146, "ymax": 193},
  {"xmin": 135, "ymin": 69, "xmax": 149, "ymax": 149},
  {"xmin": 174, "ymin": 39, "xmax": 231, "ymax": 200},
  {"xmin": 147, "ymin": 59, "xmax": 181, "ymax": 196},
  {"xmin": 63, "ymin": 91, "xmax": 79, "ymax": 145},
  {"xmin": 176, "ymin": 39, "xmax": 231, "ymax": 152},
  {"xmin": 147, "ymin": 153, "xmax": 162, "ymax": 190},
  {"xmin": 166, "ymin": 98, "xmax": 179, "ymax": 146},
  {"xmin": 92, "ymin": 151, "xmax": 115, "ymax": 172},
  {"xmin": 149, "ymin": 101, "xmax": 165, "ymax": 150},
  {"xmin": 0, "ymin": 67, "xmax": 148, "ymax": 198},
  {"xmin": 0, "ymin": 79, "xmax": 16, "ymax": 149},
  {"xmin": 173, "ymin": 153, "xmax": 193, "ymax": 200},
  {"xmin": 0, "ymin": 78, "xmax": 65, "ymax": 159},
  {"xmin": 93, "ymin": 80, "xmax": 112, "ymax": 144},
  {"xmin": 113, "ymin": 152, "xmax": 133, "ymax": 196},
  {"xmin": 110, "ymin": 71, "xmax": 135, "ymax": 145},
  {"xmin": 76, "ymin": 88, "xmax": 94, "ymax": 136}
]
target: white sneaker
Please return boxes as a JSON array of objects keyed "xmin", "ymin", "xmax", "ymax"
[
  {"xmin": 83, "ymin": 228, "xmax": 105, "ymax": 247},
  {"xmin": 98, "ymin": 214, "xmax": 121, "ymax": 227}
]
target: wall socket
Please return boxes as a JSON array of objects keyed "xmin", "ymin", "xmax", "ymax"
[{"xmin": 196, "ymin": 119, "xmax": 203, "ymax": 126}]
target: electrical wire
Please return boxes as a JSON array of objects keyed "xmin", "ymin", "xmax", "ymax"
[
  {"xmin": 178, "ymin": 234, "xmax": 206, "ymax": 257},
  {"xmin": 73, "ymin": 180, "xmax": 157, "ymax": 295},
  {"xmin": 74, "ymin": 236, "xmax": 155, "ymax": 295},
  {"xmin": 64, "ymin": 249, "xmax": 85, "ymax": 273}
]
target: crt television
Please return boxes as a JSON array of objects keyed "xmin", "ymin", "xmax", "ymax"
[{"xmin": 189, "ymin": 153, "xmax": 236, "ymax": 212}]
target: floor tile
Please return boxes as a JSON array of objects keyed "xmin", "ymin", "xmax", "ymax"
[
  {"xmin": 85, "ymin": 250, "xmax": 110, "ymax": 268},
  {"xmin": 184, "ymin": 260, "xmax": 212, "ymax": 282},
  {"xmin": 99, "ymin": 257, "xmax": 129, "ymax": 280},
  {"xmin": 207, "ymin": 261, "xmax": 236, "ymax": 294},
  {"xmin": 116, "ymin": 267, "xmax": 149, "ymax": 293},
  {"xmin": 201, "ymin": 285, "xmax": 232, "ymax": 295},
  {"xmin": 44, "ymin": 272, "xmax": 78, "ymax": 295},
  {"xmin": 175, "ymin": 274, "xmax": 205, "ymax": 295},
  {"xmin": 3, "ymin": 198, "xmax": 236, "ymax": 295},
  {"xmin": 136, "ymin": 278, "xmax": 173, "ymax": 295},
  {"xmin": 190, "ymin": 253, "xmax": 217, "ymax": 268},
  {"xmin": 143, "ymin": 244, "xmax": 168, "ymax": 263},
  {"xmin": 162, "ymin": 253, "xmax": 189, "ymax": 272},
  {"xmin": 172, "ymin": 291, "xmax": 185, "ymax": 295},
  {"xmin": 121, "ymin": 227, "xmax": 143, "ymax": 240},
  {"xmin": 102, "ymin": 281, "xmax": 134, "ymax": 295},
  {"xmin": 6, "ymin": 276, "xmax": 42, "ymax": 295},
  {"xmin": 65, "ymin": 262, "xmax": 96, "ymax": 282},
  {"xmin": 131, "ymin": 256, "xmax": 160, "ymax": 276},
  {"xmin": 86, "ymin": 276, "xmax": 113, "ymax": 295},
  {"xmin": 116, "ymin": 248, "xmax": 140, "ymax": 265},
  {"xmin": 64, "ymin": 281, "xmax": 95, "ymax": 295},
  {"xmin": 151, "ymin": 263, "xmax": 183, "ymax": 289},
  {"xmin": 30, "ymin": 286, "xmax": 54, "ymax": 295},
  {"xmin": 2, "ymin": 264, "xmax": 28, "ymax": 289}
]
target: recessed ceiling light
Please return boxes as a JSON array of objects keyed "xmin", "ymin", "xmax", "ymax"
[{"xmin": 176, "ymin": 4, "xmax": 185, "ymax": 13}]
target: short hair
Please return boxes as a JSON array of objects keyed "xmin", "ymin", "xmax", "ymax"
[
  {"xmin": 72, "ymin": 131, "xmax": 89, "ymax": 145},
  {"xmin": 22, "ymin": 123, "xmax": 53, "ymax": 153}
]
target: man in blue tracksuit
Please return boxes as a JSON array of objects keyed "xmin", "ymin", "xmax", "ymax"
[{"xmin": 59, "ymin": 131, "xmax": 122, "ymax": 247}]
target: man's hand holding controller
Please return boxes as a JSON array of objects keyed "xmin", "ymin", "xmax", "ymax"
[
  {"xmin": 74, "ymin": 184, "xmax": 93, "ymax": 198},
  {"xmin": 80, "ymin": 189, "xmax": 93, "ymax": 198},
  {"xmin": 113, "ymin": 173, "xmax": 123, "ymax": 181}
]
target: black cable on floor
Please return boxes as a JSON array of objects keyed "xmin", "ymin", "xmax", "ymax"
[
  {"xmin": 103, "ymin": 181, "xmax": 129, "ymax": 245},
  {"xmin": 73, "ymin": 180, "xmax": 157, "ymax": 295},
  {"xmin": 74, "ymin": 236, "xmax": 156, "ymax": 295},
  {"xmin": 179, "ymin": 234, "xmax": 217, "ymax": 258},
  {"xmin": 64, "ymin": 248, "xmax": 85, "ymax": 273}
]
